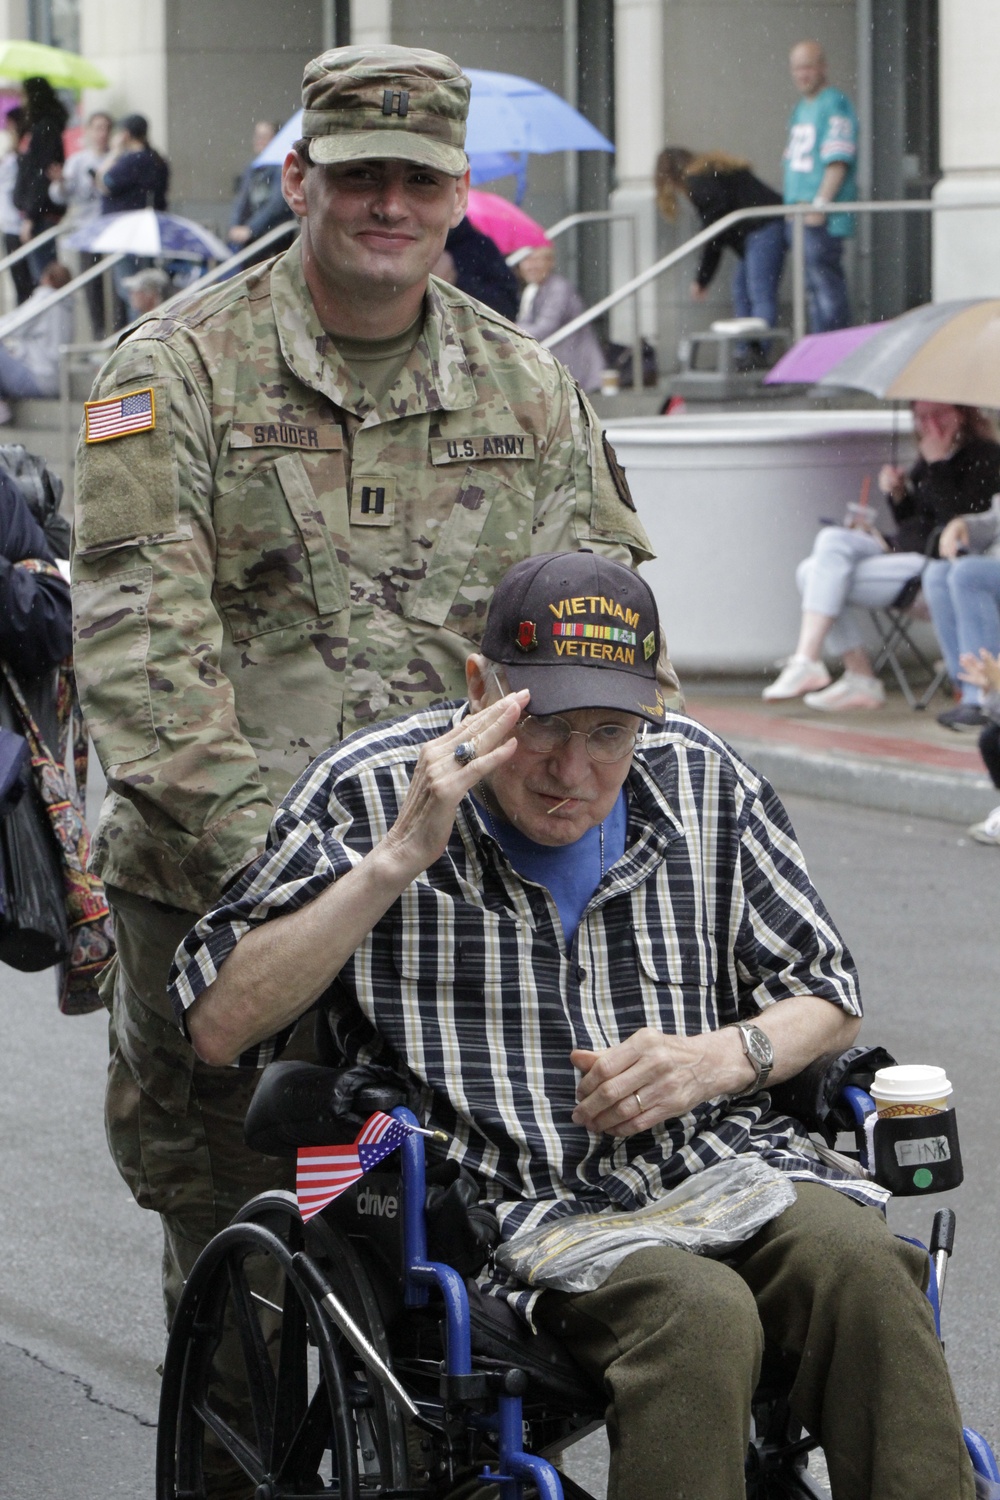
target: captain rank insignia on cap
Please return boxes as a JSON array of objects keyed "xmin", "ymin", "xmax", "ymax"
[{"xmin": 516, "ymin": 620, "xmax": 538, "ymax": 651}]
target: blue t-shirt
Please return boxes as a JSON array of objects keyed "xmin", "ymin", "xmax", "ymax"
[
  {"xmin": 474, "ymin": 788, "xmax": 628, "ymax": 945},
  {"xmin": 783, "ymin": 86, "xmax": 858, "ymax": 238}
]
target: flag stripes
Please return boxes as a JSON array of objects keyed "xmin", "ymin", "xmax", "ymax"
[{"xmin": 296, "ymin": 1110, "xmax": 415, "ymax": 1222}]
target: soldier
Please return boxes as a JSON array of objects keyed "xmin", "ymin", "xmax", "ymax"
[{"xmin": 71, "ymin": 41, "xmax": 678, "ymax": 1450}]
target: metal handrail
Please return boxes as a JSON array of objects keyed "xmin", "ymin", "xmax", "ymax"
[
  {"xmin": 0, "ymin": 251, "xmax": 124, "ymax": 341},
  {"xmin": 85, "ymin": 216, "xmax": 301, "ymax": 350},
  {"xmin": 0, "ymin": 221, "xmax": 64, "ymax": 278},
  {"xmin": 542, "ymin": 198, "xmax": 1000, "ymax": 357}
]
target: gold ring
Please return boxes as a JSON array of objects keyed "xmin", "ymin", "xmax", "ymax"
[{"xmin": 634, "ymin": 1090, "xmax": 643, "ymax": 1114}]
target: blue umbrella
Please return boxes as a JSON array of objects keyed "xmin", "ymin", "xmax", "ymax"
[{"xmin": 253, "ymin": 68, "xmax": 613, "ymax": 168}]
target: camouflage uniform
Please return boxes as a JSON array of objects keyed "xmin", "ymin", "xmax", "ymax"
[{"xmin": 72, "ymin": 234, "xmax": 676, "ymax": 1315}]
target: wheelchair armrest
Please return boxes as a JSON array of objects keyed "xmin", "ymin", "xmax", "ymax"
[
  {"xmin": 244, "ymin": 1059, "xmax": 411, "ymax": 1157},
  {"xmin": 768, "ymin": 1044, "xmax": 896, "ymax": 1145}
]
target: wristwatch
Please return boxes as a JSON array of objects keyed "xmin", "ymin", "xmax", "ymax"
[{"xmin": 732, "ymin": 1023, "xmax": 774, "ymax": 1096}]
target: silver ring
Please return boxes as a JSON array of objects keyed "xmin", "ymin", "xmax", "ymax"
[
  {"xmin": 634, "ymin": 1090, "xmax": 643, "ymax": 1114},
  {"xmin": 453, "ymin": 740, "xmax": 477, "ymax": 765}
]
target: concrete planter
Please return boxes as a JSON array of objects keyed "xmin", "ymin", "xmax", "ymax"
[{"xmin": 605, "ymin": 409, "xmax": 916, "ymax": 673}]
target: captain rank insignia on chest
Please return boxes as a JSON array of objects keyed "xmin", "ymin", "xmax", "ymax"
[{"xmin": 351, "ymin": 476, "xmax": 396, "ymax": 527}]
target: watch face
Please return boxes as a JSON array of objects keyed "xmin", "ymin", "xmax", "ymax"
[{"xmin": 745, "ymin": 1027, "xmax": 774, "ymax": 1068}]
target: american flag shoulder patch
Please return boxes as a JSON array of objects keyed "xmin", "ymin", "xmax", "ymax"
[{"xmin": 84, "ymin": 387, "xmax": 156, "ymax": 443}]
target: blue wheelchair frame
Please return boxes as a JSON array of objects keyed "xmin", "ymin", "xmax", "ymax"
[
  {"xmin": 396, "ymin": 1106, "xmax": 563, "ymax": 1499},
  {"xmin": 391, "ymin": 1090, "xmax": 999, "ymax": 1498}
]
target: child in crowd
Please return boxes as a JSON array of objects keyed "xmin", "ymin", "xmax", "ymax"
[{"xmin": 959, "ymin": 646, "xmax": 1000, "ymax": 844}]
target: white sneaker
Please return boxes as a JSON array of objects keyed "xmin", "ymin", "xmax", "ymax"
[
  {"xmin": 803, "ymin": 672, "xmax": 886, "ymax": 712},
  {"xmin": 762, "ymin": 656, "xmax": 831, "ymax": 701},
  {"xmin": 968, "ymin": 805, "xmax": 1000, "ymax": 845}
]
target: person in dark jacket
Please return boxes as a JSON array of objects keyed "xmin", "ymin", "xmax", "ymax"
[
  {"xmin": 440, "ymin": 214, "xmax": 520, "ymax": 320},
  {"xmin": 656, "ymin": 147, "xmax": 785, "ymax": 333},
  {"xmin": 12, "ymin": 77, "xmax": 67, "ymax": 288},
  {"xmin": 0, "ymin": 467, "xmax": 71, "ymax": 683},
  {"xmin": 97, "ymin": 113, "xmax": 170, "ymax": 327},
  {"xmin": 763, "ymin": 403, "xmax": 1000, "ymax": 711},
  {"xmin": 98, "ymin": 113, "xmax": 169, "ymax": 213},
  {"xmin": 226, "ymin": 120, "xmax": 294, "ymax": 265}
]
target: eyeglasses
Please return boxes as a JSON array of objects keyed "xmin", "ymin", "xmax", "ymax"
[
  {"xmin": 516, "ymin": 714, "xmax": 637, "ymax": 764},
  {"xmin": 486, "ymin": 666, "xmax": 637, "ymax": 763}
]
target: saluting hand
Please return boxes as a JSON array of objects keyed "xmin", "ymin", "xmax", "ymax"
[{"xmin": 379, "ymin": 690, "xmax": 528, "ymax": 884}]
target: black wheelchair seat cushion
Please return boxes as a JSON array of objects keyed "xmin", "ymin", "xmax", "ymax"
[{"xmin": 465, "ymin": 1277, "xmax": 603, "ymax": 1414}]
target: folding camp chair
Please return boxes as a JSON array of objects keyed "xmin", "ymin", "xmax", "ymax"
[{"xmin": 869, "ymin": 575, "xmax": 950, "ymax": 710}]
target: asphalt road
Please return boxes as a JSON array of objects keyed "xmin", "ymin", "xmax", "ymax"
[{"xmin": 1, "ymin": 793, "xmax": 996, "ymax": 1498}]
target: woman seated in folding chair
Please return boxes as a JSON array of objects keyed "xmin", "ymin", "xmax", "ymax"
[
  {"xmin": 923, "ymin": 498, "xmax": 1000, "ymax": 732},
  {"xmin": 763, "ymin": 401, "xmax": 1000, "ymax": 710}
]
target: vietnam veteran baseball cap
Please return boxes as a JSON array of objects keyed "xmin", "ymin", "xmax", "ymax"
[
  {"xmin": 300, "ymin": 45, "xmax": 469, "ymax": 175},
  {"xmin": 481, "ymin": 552, "xmax": 666, "ymax": 725}
]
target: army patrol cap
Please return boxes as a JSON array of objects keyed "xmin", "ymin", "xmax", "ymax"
[
  {"xmin": 482, "ymin": 552, "xmax": 666, "ymax": 726},
  {"xmin": 300, "ymin": 45, "xmax": 470, "ymax": 176}
]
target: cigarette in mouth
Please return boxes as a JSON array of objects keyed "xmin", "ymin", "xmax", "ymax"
[{"xmin": 546, "ymin": 797, "xmax": 573, "ymax": 814}]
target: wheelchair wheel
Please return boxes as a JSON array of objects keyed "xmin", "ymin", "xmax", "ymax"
[
  {"xmin": 235, "ymin": 1190, "xmax": 411, "ymax": 1492},
  {"xmin": 156, "ymin": 1215, "xmax": 413, "ymax": 1498}
]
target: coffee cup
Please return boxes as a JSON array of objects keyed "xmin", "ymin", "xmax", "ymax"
[{"xmin": 870, "ymin": 1064, "xmax": 953, "ymax": 1119}]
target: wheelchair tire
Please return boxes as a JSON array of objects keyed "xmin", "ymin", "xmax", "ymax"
[{"xmin": 156, "ymin": 1217, "xmax": 412, "ymax": 1498}]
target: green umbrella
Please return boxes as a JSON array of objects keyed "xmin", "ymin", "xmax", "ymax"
[{"xmin": 0, "ymin": 39, "xmax": 108, "ymax": 89}]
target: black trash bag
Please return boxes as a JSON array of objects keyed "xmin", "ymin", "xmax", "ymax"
[
  {"xmin": 0, "ymin": 443, "xmax": 69, "ymax": 558},
  {"xmin": 0, "ymin": 725, "xmax": 29, "ymax": 816},
  {"xmin": 425, "ymin": 1160, "xmax": 501, "ymax": 1277},
  {"xmin": 602, "ymin": 337, "xmax": 659, "ymax": 389},
  {"xmin": 0, "ymin": 771, "xmax": 68, "ymax": 970},
  {"xmin": 244, "ymin": 1059, "xmax": 415, "ymax": 1157}
]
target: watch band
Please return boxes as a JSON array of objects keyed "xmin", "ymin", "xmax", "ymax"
[{"xmin": 733, "ymin": 1022, "xmax": 774, "ymax": 1096}]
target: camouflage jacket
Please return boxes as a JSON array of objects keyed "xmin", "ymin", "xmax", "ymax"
[{"xmin": 72, "ymin": 241, "xmax": 677, "ymax": 912}]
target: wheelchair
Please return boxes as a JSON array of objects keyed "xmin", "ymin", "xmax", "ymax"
[{"xmin": 156, "ymin": 1049, "xmax": 1000, "ymax": 1499}]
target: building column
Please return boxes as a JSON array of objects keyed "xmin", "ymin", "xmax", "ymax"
[
  {"xmin": 79, "ymin": 0, "xmax": 168, "ymax": 150},
  {"xmin": 932, "ymin": 0, "xmax": 1000, "ymax": 298},
  {"xmin": 609, "ymin": 0, "xmax": 664, "ymax": 343},
  {"xmin": 351, "ymin": 0, "xmax": 391, "ymax": 48}
]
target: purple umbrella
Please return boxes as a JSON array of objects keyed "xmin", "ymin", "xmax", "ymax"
[{"xmin": 765, "ymin": 324, "xmax": 884, "ymax": 385}]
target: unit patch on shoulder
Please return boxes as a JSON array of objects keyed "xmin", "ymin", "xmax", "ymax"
[
  {"xmin": 602, "ymin": 434, "xmax": 636, "ymax": 511},
  {"xmin": 84, "ymin": 387, "xmax": 155, "ymax": 443}
]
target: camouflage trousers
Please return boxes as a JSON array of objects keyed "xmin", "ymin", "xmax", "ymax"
[{"xmin": 103, "ymin": 885, "xmax": 308, "ymax": 1498}]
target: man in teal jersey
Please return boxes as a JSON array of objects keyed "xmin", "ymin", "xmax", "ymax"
[{"xmin": 783, "ymin": 39, "xmax": 858, "ymax": 331}]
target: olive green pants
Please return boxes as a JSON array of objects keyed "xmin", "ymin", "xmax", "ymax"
[
  {"xmin": 536, "ymin": 1183, "xmax": 975, "ymax": 1500},
  {"xmin": 104, "ymin": 885, "xmax": 310, "ymax": 1498}
]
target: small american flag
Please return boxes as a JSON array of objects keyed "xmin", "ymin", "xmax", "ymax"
[
  {"xmin": 296, "ymin": 1110, "xmax": 416, "ymax": 1222},
  {"xmin": 84, "ymin": 387, "xmax": 155, "ymax": 443}
]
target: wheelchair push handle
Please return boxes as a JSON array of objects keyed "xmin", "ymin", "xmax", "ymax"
[{"xmin": 930, "ymin": 1207, "xmax": 957, "ymax": 1258}]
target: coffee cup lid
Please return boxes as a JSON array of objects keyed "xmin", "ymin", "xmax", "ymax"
[{"xmin": 870, "ymin": 1064, "xmax": 952, "ymax": 1103}]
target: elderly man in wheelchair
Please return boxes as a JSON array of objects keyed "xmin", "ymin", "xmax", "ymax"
[{"xmin": 162, "ymin": 552, "xmax": 994, "ymax": 1500}]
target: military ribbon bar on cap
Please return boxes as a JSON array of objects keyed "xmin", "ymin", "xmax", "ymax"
[
  {"xmin": 84, "ymin": 387, "xmax": 156, "ymax": 444},
  {"xmin": 295, "ymin": 1110, "xmax": 418, "ymax": 1223}
]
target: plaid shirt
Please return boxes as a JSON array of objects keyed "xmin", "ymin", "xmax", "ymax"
[{"xmin": 170, "ymin": 705, "xmax": 888, "ymax": 1307}]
